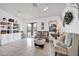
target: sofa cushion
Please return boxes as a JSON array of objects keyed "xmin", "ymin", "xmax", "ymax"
[
  {"xmin": 34, "ymin": 38, "xmax": 45, "ymax": 45},
  {"xmin": 65, "ymin": 33, "xmax": 74, "ymax": 47}
]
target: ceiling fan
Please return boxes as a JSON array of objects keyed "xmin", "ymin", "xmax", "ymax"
[{"xmin": 32, "ymin": 3, "xmax": 49, "ymax": 11}]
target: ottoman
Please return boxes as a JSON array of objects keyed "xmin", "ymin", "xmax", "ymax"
[{"xmin": 34, "ymin": 38, "xmax": 45, "ymax": 48}]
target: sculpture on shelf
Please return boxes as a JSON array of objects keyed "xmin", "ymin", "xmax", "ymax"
[
  {"xmin": 3, "ymin": 18, "xmax": 6, "ymax": 21},
  {"xmin": 8, "ymin": 18, "xmax": 14, "ymax": 22}
]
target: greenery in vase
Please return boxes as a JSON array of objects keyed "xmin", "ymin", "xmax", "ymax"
[{"xmin": 64, "ymin": 11, "xmax": 73, "ymax": 24}]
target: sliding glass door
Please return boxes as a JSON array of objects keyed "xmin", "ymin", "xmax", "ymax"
[{"xmin": 27, "ymin": 23, "xmax": 37, "ymax": 38}]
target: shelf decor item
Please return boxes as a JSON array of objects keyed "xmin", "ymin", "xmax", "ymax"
[
  {"xmin": 64, "ymin": 11, "xmax": 73, "ymax": 24},
  {"xmin": 7, "ymin": 30, "xmax": 11, "ymax": 34},
  {"xmin": 7, "ymin": 26, "xmax": 10, "ymax": 29},
  {"xmin": 2, "ymin": 26, "xmax": 5, "ymax": 28},
  {"xmin": 8, "ymin": 18, "xmax": 14, "ymax": 22},
  {"xmin": 3, "ymin": 18, "xmax": 6, "ymax": 21},
  {"xmin": 1, "ymin": 30, "xmax": 7, "ymax": 34}
]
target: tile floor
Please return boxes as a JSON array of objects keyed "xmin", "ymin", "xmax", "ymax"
[{"xmin": 0, "ymin": 38, "xmax": 55, "ymax": 56}]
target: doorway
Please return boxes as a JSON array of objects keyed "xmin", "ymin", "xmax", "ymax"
[{"xmin": 27, "ymin": 22, "xmax": 37, "ymax": 38}]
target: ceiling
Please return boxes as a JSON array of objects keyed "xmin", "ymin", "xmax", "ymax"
[{"xmin": 0, "ymin": 3, "xmax": 66, "ymax": 20}]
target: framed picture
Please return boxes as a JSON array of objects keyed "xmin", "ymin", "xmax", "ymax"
[
  {"xmin": 49, "ymin": 24, "xmax": 57, "ymax": 32},
  {"xmin": 41, "ymin": 22, "xmax": 44, "ymax": 30}
]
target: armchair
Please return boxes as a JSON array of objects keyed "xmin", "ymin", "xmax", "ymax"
[{"xmin": 54, "ymin": 33, "xmax": 74, "ymax": 56}]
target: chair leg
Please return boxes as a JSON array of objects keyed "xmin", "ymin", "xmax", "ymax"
[{"xmin": 55, "ymin": 52, "xmax": 57, "ymax": 56}]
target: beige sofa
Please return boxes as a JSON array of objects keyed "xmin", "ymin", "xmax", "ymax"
[{"xmin": 35, "ymin": 31, "xmax": 49, "ymax": 42}]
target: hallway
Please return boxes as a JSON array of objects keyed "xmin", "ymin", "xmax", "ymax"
[{"xmin": 0, "ymin": 38, "xmax": 55, "ymax": 56}]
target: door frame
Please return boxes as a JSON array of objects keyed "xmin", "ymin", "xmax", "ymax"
[{"xmin": 27, "ymin": 22, "xmax": 37, "ymax": 38}]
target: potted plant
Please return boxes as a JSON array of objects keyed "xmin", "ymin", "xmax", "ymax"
[{"xmin": 63, "ymin": 11, "xmax": 73, "ymax": 26}]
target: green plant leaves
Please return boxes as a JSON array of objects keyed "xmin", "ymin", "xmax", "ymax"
[{"xmin": 64, "ymin": 11, "xmax": 73, "ymax": 24}]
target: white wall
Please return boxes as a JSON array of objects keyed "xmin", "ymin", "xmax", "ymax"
[{"xmin": 61, "ymin": 4, "xmax": 79, "ymax": 34}]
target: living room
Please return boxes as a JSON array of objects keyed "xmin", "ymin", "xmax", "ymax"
[{"xmin": 0, "ymin": 3, "xmax": 79, "ymax": 56}]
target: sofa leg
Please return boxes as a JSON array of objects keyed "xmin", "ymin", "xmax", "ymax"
[{"xmin": 55, "ymin": 52, "xmax": 57, "ymax": 56}]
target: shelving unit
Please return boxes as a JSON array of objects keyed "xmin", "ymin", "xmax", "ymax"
[
  {"xmin": 0, "ymin": 18, "xmax": 21, "ymax": 45},
  {"xmin": 12, "ymin": 23, "xmax": 20, "ymax": 33}
]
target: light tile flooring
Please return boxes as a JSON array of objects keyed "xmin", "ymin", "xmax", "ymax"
[{"xmin": 0, "ymin": 38, "xmax": 55, "ymax": 56}]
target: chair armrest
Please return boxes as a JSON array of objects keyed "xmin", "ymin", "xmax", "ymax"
[
  {"xmin": 56, "ymin": 42, "xmax": 67, "ymax": 48},
  {"xmin": 53, "ymin": 39, "xmax": 65, "ymax": 46}
]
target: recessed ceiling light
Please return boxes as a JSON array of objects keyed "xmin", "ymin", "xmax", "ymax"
[{"xmin": 43, "ymin": 6, "xmax": 48, "ymax": 11}]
